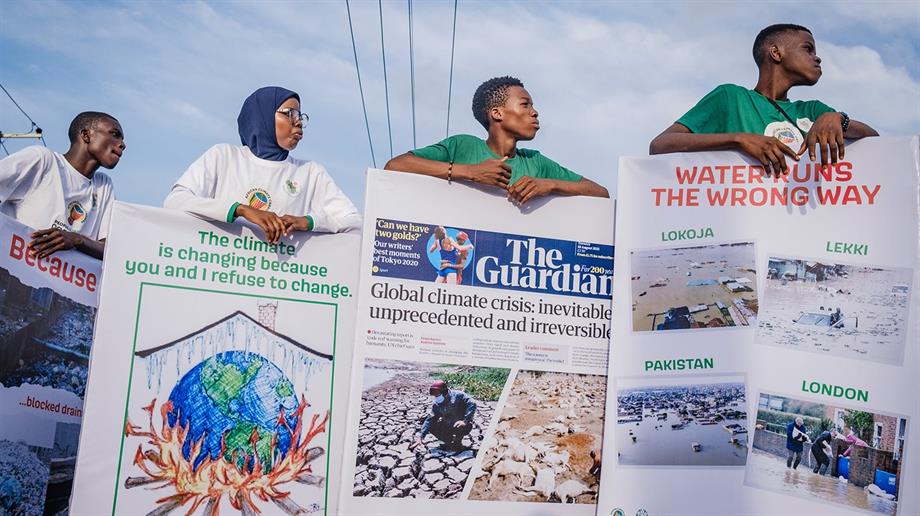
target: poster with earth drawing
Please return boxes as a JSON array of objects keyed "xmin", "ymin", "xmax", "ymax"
[{"xmin": 69, "ymin": 203, "xmax": 359, "ymax": 515}]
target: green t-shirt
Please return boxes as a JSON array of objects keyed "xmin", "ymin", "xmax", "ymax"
[
  {"xmin": 410, "ymin": 134, "xmax": 582, "ymax": 184},
  {"xmin": 677, "ymin": 84, "xmax": 836, "ymax": 148}
]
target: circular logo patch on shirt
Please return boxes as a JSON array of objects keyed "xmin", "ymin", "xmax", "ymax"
[
  {"xmin": 285, "ymin": 179, "xmax": 300, "ymax": 195},
  {"xmin": 246, "ymin": 188, "xmax": 272, "ymax": 211},
  {"xmin": 796, "ymin": 117, "xmax": 814, "ymax": 132},
  {"xmin": 764, "ymin": 121, "xmax": 804, "ymax": 147},
  {"xmin": 67, "ymin": 202, "xmax": 87, "ymax": 225}
]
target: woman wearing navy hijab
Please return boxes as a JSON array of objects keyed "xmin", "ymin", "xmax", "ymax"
[{"xmin": 165, "ymin": 86, "xmax": 361, "ymax": 242}]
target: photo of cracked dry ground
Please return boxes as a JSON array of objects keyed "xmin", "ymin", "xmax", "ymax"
[
  {"xmin": 352, "ymin": 359, "xmax": 508, "ymax": 499},
  {"xmin": 469, "ymin": 370, "xmax": 606, "ymax": 503}
]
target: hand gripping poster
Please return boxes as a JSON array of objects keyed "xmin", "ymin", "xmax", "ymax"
[
  {"xmin": 69, "ymin": 203, "xmax": 359, "ymax": 515},
  {"xmin": 338, "ymin": 169, "xmax": 614, "ymax": 516},
  {"xmin": 597, "ymin": 137, "xmax": 920, "ymax": 516},
  {"xmin": 0, "ymin": 214, "xmax": 100, "ymax": 516}
]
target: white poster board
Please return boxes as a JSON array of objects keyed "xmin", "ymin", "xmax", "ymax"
[
  {"xmin": 338, "ymin": 169, "xmax": 614, "ymax": 515},
  {"xmin": 598, "ymin": 137, "xmax": 919, "ymax": 516},
  {"xmin": 70, "ymin": 203, "xmax": 359, "ymax": 515}
]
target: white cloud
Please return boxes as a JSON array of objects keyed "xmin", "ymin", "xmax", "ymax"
[{"xmin": 813, "ymin": 43, "xmax": 920, "ymax": 135}]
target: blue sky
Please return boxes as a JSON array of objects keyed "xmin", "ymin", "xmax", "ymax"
[{"xmin": 1, "ymin": 0, "xmax": 918, "ymax": 208}]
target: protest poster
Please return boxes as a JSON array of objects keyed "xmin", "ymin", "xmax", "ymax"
[
  {"xmin": 0, "ymin": 214, "xmax": 100, "ymax": 515},
  {"xmin": 69, "ymin": 203, "xmax": 359, "ymax": 515},
  {"xmin": 337, "ymin": 169, "xmax": 614, "ymax": 515},
  {"xmin": 598, "ymin": 137, "xmax": 920, "ymax": 516}
]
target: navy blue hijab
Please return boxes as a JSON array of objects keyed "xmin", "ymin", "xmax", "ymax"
[{"xmin": 237, "ymin": 86, "xmax": 300, "ymax": 161}]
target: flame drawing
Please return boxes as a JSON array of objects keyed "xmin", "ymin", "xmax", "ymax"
[{"xmin": 124, "ymin": 397, "xmax": 328, "ymax": 515}]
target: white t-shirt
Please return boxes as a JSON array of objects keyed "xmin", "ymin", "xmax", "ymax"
[
  {"xmin": 0, "ymin": 146, "xmax": 115, "ymax": 239},
  {"xmin": 164, "ymin": 144, "xmax": 361, "ymax": 233}
]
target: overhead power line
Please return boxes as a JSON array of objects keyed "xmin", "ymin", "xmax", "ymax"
[
  {"xmin": 379, "ymin": 0, "xmax": 394, "ymax": 159},
  {"xmin": 0, "ymin": 83, "xmax": 40, "ymax": 128},
  {"xmin": 408, "ymin": 0, "xmax": 417, "ymax": 148},
  {"xmin": 345, "ymin": 0, "xmax": 377, "ymax": 168},
  {"xmin": 0, "ymin": 82, "xmax": 46, "ymax": 150},
  {"xmin": 446, "ymin": 0, "xmax": 458, "ymax": 138}
]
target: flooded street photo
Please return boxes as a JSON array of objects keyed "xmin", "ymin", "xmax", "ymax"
[
  {"xmin": 630, "ymin": 242, "xmax": 758, "ymax": 332},
  {"xmin": 757, "ymin": 259, "xmax": 912, "ymax": 365},
  {"xmin": 746, "ymin": 449, "xmax": 897, "ymax": 515},
  {"xmin": 748, "ymin": 392, "xmax": 906, "ymax": 515},
  {"xmin": 616, "ymin": 375, "xmax": 747, "ymax": 466}
]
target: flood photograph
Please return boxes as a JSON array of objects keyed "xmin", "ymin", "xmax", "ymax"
[
  {"xmin": 630, "ymin": 242, "xmax": 758, "ymax": 332},
  {"xmin": 746, "ymin": 392, "xmax": 907, "ymax": 515},
  {"xmin": 757, "ymin": 258, "xmax": 912, "ymax": 366},
  {"xmin": 615, "ymin": 375, "xmax": 748, "ymax": 467}
]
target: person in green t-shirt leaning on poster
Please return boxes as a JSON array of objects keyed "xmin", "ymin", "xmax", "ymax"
[
  {"xmin": 649, "ymin": 24, "xmax": 878, "ymax": 175},
  {"xmin": 385, "ymin": 76, "xmax": 608, "ymax": 205}
]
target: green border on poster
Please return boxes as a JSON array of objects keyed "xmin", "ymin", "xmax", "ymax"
[{"xmin": 110, "ymin": 282, "xmax": 338, "ymax": 515}]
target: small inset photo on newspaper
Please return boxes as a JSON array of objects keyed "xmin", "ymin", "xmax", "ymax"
[
  {"xmin": 756, "ymin": 257, "xmax": 912, "ymax": 366},
  {"xmin": 425, "ymin": 226, "xmax": 476, "ymax": 285},
  {"xmin": 353, "ymin": 359, "xmax": 509, "ymax": 499},
  {"xmin": 616, "ymin": 374, "xmax": 748, "ymax": 467},
  {"xmin": 746, "ymin": 392, "xmax": 907, "ymax": 516},
  {"xmin": 630, "ymin": 242, "xmax": 758, "ymax": 332},
  {"xmin": 468, "ymin": 370, "xmax": 605, "ymax": 504}
]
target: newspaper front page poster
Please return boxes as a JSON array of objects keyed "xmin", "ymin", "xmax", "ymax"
[{"xmin": 339, "ymin": 169, "xmax": 614, "ymax": 515}]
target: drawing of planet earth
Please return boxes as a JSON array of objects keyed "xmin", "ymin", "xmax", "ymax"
[{"xmin": 166, "ymin": 351, "xmax": 300, "ymax": 472}]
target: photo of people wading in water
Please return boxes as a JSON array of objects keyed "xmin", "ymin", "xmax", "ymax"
[
  {"xmin": 427, "ymin": 226, "xmax": 475, "ymax": 284},
  {"xmin": 353, "ymin": 359, "xmax": 508, "ymax": 499},
  {"xmin": 746, "ymin": 393, "xmax": 907, "ymax": 515}
]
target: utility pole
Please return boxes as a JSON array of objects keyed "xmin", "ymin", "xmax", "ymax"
[
  {"xmin": 0, "ymin": 128, "xmax": 42, "ymax": 156},
  {"xmin": 0, "ymin": 128, "xmax": 43, "ymax": 139},
  {"xmin": 0, "ymin": 82, "xmax": 46, "ymax": 156}
]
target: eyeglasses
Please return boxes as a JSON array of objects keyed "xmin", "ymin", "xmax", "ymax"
[{"xmin": 276, "ymin": 108, "xmax": 309, "ymax": 125}]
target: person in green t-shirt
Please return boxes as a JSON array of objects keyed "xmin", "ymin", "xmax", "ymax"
[
  {"xmin": 649, "ymin": 24, "xmax": 877, "ymax": 175},
  {"xmin": 385, "ymin": 76, "xmax": 608, "ymax": 205}
]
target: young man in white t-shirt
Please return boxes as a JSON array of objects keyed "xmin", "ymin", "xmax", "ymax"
[{"xmin": 0, "ymin": 111, "xmax": 125, "ymax": 259}]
